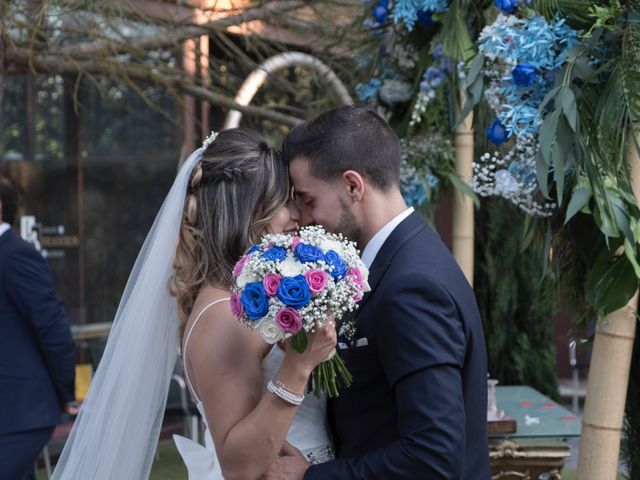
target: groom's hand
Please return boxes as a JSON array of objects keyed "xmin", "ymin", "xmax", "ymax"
[{"xmin": 259, "ymin": 442, "xmax": 310, "ymax": 480}]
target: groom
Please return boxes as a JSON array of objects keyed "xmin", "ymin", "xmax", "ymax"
[{"xmin": 268, "ymin": 105, "xmax": 490, "ymax": 479}]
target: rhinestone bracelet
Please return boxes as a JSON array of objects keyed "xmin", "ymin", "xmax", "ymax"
[{"xmin": 267, "ymin": 380, "xmax": 304, "ymax": 406}]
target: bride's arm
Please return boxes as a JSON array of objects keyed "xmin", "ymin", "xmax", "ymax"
[{"xmin": 186, "ymin": 303, "xmax": 334, "ymax": 480}]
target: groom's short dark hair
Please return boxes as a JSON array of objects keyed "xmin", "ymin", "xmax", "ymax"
[{"xmin": 282, "ymin": 105, "xmax": 401, "ymax": 190}]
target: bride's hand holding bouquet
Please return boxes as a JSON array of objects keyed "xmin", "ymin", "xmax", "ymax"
[{"xmin": 231, "ymin": 226, "xmax": 370, "ymax": 397}]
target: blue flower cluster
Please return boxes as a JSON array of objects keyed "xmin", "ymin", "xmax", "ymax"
[
  {"xmin": 392, "ymin": 0, "xmax": 447, "ymax": 31},
  {"xmin": 241, "ymin": 275, "xmax": 312, "ymax": 321},
  {"xmin": 479, "ymin": 14, "xmax": 580, "ymax": 142},
  {"xmin": 479, "ymin": 15, "xmax": 579, "ymax": 71},
  {"xmin": 295, "ymin": 243, "xmax": 347, "ymax": 280},
  {"xmin": 401, "ymin": 173, "xmax": 428, "ymax": 207},
  {"xmin": 420, "ymin": 44, "xmax": 450, "ymax": 93},
  {"xmin": 261, "ymin": 246, "xmax": 287, "ymax": 262}
]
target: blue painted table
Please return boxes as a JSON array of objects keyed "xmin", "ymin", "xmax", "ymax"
[{"xmin": 489, "ymin": 386, "xmax": 581, "ymax": 479}]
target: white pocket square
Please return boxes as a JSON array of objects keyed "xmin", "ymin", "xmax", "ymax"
[{"xmin": 338, "ymin": 337, "xmax": 368, "ymax": 349}]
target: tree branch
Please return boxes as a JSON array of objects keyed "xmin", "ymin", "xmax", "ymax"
[
  {"xmin": 57, "ymin": 1, "xmax": 308, "ymax": 60},
  {"xmin": 6, "ymin": 48, "xmax": 304, "ymax": 127}
]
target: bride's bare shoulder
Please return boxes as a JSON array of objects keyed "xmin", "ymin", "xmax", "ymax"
[{"xmin": 185, "ymin": 286, "xmax": 268, "ymax": 358}]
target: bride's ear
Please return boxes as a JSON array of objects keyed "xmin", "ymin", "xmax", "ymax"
[{"xmin": 342, "ymin": 170, "xmax": 364, "ymax": 202}]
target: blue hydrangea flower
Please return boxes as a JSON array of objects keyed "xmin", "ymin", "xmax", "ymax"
[{"xmin": 392, "ymin": 0, "xmax": 448, "ymax": 31}]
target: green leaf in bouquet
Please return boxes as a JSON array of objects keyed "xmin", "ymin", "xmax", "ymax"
[
  {"xmin": 586, "ymin": 246, "xmax": 638, "ymax": 315},
  {"xmin": 291, "ymin": 332, "xmax": 308, "ymax": 353}
]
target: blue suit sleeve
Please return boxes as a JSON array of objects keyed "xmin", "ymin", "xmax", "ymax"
[
  {"xmin": 6, "ymin": 245, "xmax": 76, "ymax": 404},
  {"xmin": 305, "ymin": 274, "xmax": 467, "ymax": 479}
]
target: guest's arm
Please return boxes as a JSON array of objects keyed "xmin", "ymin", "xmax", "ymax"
[
  {"xmin": 304, "ymin": 274, "xmax": 467, "ymax": 480},
  {"xmin": 6, "ymin": 245, "xmax": 76, "ymax": 404}
]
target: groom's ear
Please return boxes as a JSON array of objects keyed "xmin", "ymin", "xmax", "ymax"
[{"xmin": 342, "ymin": 170, "xmax": 364, "ymax": 202}]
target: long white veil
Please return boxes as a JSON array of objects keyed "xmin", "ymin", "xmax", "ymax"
[{"xmin": 52, "ymin": 147, "xmax": 204, "ymax": 479}]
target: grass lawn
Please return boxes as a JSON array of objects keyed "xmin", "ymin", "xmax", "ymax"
[{"xmin": 37, "ymin": 440, "xmax": 188, "ymax": 480}]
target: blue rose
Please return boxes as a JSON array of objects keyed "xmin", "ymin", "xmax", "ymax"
[
  {"xmin": 261, "ymin": 246, "xmax": 287, "ymax": 262},
  {"xmin": 294, "ymin": 243, "xmax": 325, "ymax": 263},
  {"xmin": 240, "ymin": 282, "xmax": 269, "ymax": 321},
  {"xmin": 277, "ymin": 275, "xmax": 312, "ymax": 309},
  {"xmin": 487, "ymin": 118, "xmax": 509, "ymax": 145},
  {"xmin": 512, "ymin": 64, "xmax": 536, "ymax": 87},
  {"xmin": 373, "ymin": 5, "xmax": 388, "ymax": 24},
  {"xmin": 247, "ymin": 245, "xmax": 261, "ymax": 255},
  {"xmin": 494, "ymin": 0, "xmax": 518, "ymax": 13},
  {"xmin": 324, "ymin": 250, "xmax": 347, "ymax": 280}
]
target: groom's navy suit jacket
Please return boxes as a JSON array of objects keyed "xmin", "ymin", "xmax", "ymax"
[
  {"xmin": 306, "ymin": 211, "xmax": 490, "ymax": 479},
  {"xmin": 0, "ymin": 229, "xmax": 75, "ymax": 436}
]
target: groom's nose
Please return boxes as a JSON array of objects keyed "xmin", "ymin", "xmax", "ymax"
[{"xmin": 299, "ymin": 209, "xmax": 315, "ymax": 227}]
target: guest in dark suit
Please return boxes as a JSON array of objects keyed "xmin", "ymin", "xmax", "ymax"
[
  {"xmin": 0, "ymin": 175, "xmax": 75, "ymax": 480},
  {"xmin": 264, "ymin": 105, "xmax": 490, "ymax": 479}
]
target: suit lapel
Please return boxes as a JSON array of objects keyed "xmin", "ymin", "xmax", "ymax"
[{"xmin": 356, "ymin": 211, "xmax": 426, "ymax": 314}]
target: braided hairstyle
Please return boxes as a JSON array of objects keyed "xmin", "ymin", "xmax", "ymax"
[{"xmin": 171, "ymin": 128, "xmax": 290, "ymax": 339}]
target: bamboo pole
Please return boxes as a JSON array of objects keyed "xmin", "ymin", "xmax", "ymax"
[
  {"xmin": 576, "ymin": 129, "xmax": 640, "ymax": 479},
  {"xmin": 452, "ymin": 91, "xmax": 475, "ymax": 286}
]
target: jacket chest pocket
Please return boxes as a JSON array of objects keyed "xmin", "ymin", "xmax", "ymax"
[{"xmin": 342, "ymin": 344, "xmax": 382, "ymax": 388}]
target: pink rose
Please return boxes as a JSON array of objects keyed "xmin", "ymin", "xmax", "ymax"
[
  {"xmin": 230, "ymin": 292, "xmax": 244, "ymax": 317},
  {"xmin": 262, "ymin": 273, "xmax": 282, "ymax": 297},
  {"xmin": 304, "ymin": 269, "xmax": 329, "ymax": 293},
  {"xmin": 291, "ymin": 236, "xmax": 301, "ymax": 250},
  {"xmin": 353, "ymin": 290, "xmax": 364, "ymax": 302},
  {"xmin": 233, "ymin": 256, "xmax": 249, "ymax": 277},
  {"xmin": 347, "ymin": 267, "xmax": 364, "ymax": 287},
  {"xmin": 275, "ymin": 307, "xmax": 302, "ymax": 334}
]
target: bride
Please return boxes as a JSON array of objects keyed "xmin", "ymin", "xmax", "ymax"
[{"xmin": 52, "ymin": 128, "xmax": 336, "ymax": 480}]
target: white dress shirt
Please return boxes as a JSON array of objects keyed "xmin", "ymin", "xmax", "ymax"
[
  {"xmin": 361, "ymin": 207, "xmax": 414, "ymax": 268},
  {"xmin": 0, "ymin": 222, "xmax": 11, "ymax": 239}
]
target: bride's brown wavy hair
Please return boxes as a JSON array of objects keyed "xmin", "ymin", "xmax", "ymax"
[{"xmin": 171, "ymin": 128, "xmax": 290, "ymax": 340}]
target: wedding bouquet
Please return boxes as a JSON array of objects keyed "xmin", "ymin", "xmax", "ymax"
[{"xmin": 230, "ymin": 226, "xmax": 370, "ymax": 397}]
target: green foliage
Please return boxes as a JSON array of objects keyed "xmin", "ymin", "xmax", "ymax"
[
  {"xmin": 475, "ymin": 198, "xmax": 559, "ymax": 398},
  {"xmin": 463, "ymin": 1, "xmax": 640, "ymax": 316}
]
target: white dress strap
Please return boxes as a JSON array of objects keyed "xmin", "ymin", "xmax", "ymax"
[{"xmin": 182, "ymin": 298, "xmax": 231, "ymax": 404}]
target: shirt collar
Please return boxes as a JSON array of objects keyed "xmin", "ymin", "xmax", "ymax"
[
  {"xmin": 361, "ymin": 207, "xmax": 414, "ymax": 268},
  {"xmin": 0, "ymin": 223, "xmax": 11, "ymax": 239}
]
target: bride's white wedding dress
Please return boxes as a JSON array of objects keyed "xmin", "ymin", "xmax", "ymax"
[{"xmin": 173, "ymin": 299, "xmax": 335, "ymax": 480}]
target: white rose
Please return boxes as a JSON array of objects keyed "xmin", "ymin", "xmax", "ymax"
[
  {"xmin": 256, "ymin": 318, "xmax": 285, "ymax": 344},
  {"xmin": 236, "ymin": 269, "xmax": 258, "ymax": 288},
  {"xmin": 279, "ymin": 255, "xmax": 305, "ymax": 277},
  {"xmin": 320, "ymin": 239, "xmax": 345, "ymax": 257}
]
